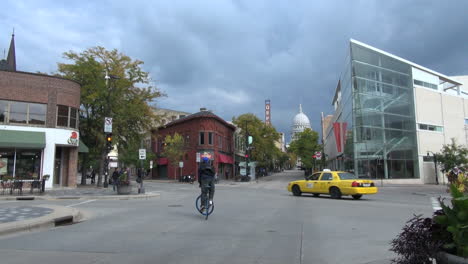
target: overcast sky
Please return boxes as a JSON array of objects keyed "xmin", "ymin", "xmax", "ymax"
[{"xmin": 1, "ymin": 0, "xmax": 467, "ymax": 142}]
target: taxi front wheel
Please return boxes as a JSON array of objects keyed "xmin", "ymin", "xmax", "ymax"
[{"xmin": 292, "ymin": 185, "xmax": 302, "ymax": 196}]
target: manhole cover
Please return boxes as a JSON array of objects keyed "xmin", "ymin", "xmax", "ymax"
[{"xmin": 168, "ymin": 205, "xmax": 183, "ymax": 207}]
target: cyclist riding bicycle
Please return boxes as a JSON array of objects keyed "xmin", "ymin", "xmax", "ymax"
[{"xmin": 198, "ymin": 157, "xmax": 215, "ymax": 212}]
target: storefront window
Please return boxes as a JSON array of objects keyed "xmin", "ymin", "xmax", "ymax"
[
  {"xmin": 15, "ymin": 150, "xmax": 42, "ymax": 178},
  {"xmin": 0, "ymin": 149, "xmax": 15, "ymax": 178},
  {"xmin": 0, "ymin": 149, "xmax": 42, "ymax": 179}
]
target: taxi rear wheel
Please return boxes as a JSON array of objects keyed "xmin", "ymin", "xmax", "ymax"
[
  {"xmin": 330, "ymin": 187, "xmax": 342, "ymax": 199},
  {"xmin": 352, "ymin": 195, "xmax": 362, "ymax": 200},
  {"xmin": 313, "ymin": 194, "xmax": 320, "ymax": 197},
  {"xmin": 292, "ymin": 185, "xmax": 302, "ymax": 196}
]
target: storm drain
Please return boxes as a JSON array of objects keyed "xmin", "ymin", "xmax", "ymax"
[
  {"xmin": 168, "ymin": 205, "xmax": 183, "ymax": 207},
  {"xmin": 54, "ymin": 216, "xmax": 74, "ymax": 226}
]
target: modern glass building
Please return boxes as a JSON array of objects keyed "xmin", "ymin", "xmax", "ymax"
[{"xmin": 324, "ymin": 39, "xmax": 465, "ymax": 182}]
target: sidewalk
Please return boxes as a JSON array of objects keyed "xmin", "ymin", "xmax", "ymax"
[
  {"xmin": 0, "ymin": 204, "xmax": 83, "ymax": 236},
  {"xmin": 0, "ymin": 183, "xmax": 160, "ymax": 201}
]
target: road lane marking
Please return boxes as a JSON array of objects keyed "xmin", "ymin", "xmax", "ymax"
[
  {"xmin": 66, "ymin": 199, "xmax": 96, "ymax": 207},
  {"xmin": 430, "ymin": 197, "xmax": 442, "ymax": 211}
]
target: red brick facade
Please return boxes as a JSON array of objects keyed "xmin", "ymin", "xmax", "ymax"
[
  {"xmin": 0, "ymin": 70, "xmax": 80, "ymax": 128},
  {"xmin": 152, "ymin": 111, "xmax": 236, "ymax": 181},
  {"xmin": 0, "ymin": 70, "xmax": 81, "ymax": 188}
]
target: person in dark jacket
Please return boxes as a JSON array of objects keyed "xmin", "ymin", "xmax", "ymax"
[
  {"xmin": 111, "ymin": 168, "xmax": 120, "ymax": 191},
  {"xmin": 198, "ymin": 157, "xmax": 215, "ymax": 211}
]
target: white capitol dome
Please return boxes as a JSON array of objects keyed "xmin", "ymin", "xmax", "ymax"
[{"xmin": 291, "ymin": 104, "xmax": 311, "ymax": 140}]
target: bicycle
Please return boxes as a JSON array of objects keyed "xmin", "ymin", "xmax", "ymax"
[{"xmin": 195, "ymin": 185, "xmax": 214, "ymax": 220}]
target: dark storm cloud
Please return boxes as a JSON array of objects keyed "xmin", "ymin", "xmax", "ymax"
[{"xmin": 1, "ymin": 0, "xmax": 467, "ymax": 142}]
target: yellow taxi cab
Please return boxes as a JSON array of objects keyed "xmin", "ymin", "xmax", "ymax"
[{"xmin": 287, "ymin": 169, "xmax": 378, "ymax": 199}]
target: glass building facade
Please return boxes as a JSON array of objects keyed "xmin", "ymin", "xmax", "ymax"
[{"xmin": 326, "ymin": 41, "xmax": 419, "ymax": 179}]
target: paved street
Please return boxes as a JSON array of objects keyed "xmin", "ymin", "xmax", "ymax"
[{"xmin": 0, "ymin": 170, "xmax": 446, "ymax": 264}]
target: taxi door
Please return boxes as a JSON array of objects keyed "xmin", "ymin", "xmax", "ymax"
[
  {"xmin": 317, "ymin": 172, "xmax": 333, "ymax": 193},
  {"xmin": 304, "ymin": 172, "xmax": 321, "ymax": 193}
]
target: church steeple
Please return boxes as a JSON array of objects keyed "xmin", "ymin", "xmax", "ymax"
[{"xmin": 6, "ymin": 31, "xmax": 16, "ymax": 71}]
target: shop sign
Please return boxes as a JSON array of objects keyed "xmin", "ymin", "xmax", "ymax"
[
  {"xmin": 200, "ymin": 152, "xmax": 213, "ymax": 160},
  {"xmin": 67, "ymin": 131, "xmax": 79, "ymax": 146}
]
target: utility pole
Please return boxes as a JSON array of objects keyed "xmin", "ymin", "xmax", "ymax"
[{"xmin": 244, "ymin": 120, "xmax": 250, "ymax": 181}]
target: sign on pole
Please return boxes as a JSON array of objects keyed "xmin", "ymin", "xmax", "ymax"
[
  {"xmin": 149, "ymin": 160, "xmax": 153, "ymax": 169},
  {"xmin": 196, "ymin": 153, "xmax": 200, "ymax": 162},
  {"xmin": 179, "ymin": 161, "xmax": 184, "ymax": 168},
  {"xmin": 315, "ymin": 151, "xmax": 322, "ymax": 159},
  {"xmin": 139, "ymin": 149, "xmax": 146, "ymax": 160},
  {"xmin": 104, "ymin": 117, "xmax": 112, "ymax": 133}
]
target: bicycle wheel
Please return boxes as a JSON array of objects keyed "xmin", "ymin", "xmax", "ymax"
[{"xmin": 195, "ymin": 195, "xmax": 214, "ymax": 216}]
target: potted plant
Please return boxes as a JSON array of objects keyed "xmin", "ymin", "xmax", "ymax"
[
  {"xmin": 116, "ymin": 170, "xmax": 132, "ymax": 195},
  {"xmin": 433, "ymin": 174, "xmax": 468, "ymax": 263}
]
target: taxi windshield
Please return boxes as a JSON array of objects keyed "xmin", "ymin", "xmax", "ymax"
[{"xmin": 338, "ymin": 172, "xmax": 358, "ymax": 180}]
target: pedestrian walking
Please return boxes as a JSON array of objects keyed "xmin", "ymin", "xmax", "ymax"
[{"xmin": 112, "ymin": 168, "xmax": 120, "ymax": 191}]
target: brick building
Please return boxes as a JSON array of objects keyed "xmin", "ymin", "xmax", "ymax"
[
  {"xmin": 0, "ymin": 34, "xmax": 86, "ymax": 188},
  {"xmin": 152, "ymin": 108, "xmax": 235, "ymax": 181}
]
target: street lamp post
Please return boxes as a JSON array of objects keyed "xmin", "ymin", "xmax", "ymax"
[
  {"xmin": 103, "ymin": 71, "xmax": 120, "ymax": 188},
  {"xmin": 427, "ymin": 151, "xmax": 439, "ymax": 185}
]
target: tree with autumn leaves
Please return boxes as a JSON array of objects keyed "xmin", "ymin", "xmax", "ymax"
[
  {"xmin": 232, "ymin": 113, "xmax": 288, "ymax": 172},
  {"xmin": 57, "ymin": 47, "xmax": 163, "ymax": 186}
]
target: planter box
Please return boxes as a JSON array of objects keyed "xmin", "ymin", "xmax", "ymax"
[
  {"xmin": 437, "ymin": 252, "xmax": 468, "ymax": 264},
  {"xmin": 117, "ymin": 184, "xmax": 132, "ymax": 195}
]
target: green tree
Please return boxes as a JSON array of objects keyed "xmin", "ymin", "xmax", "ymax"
[
  {"xmin": 57, "ymin": 46, "xmax": 163, "ymax": 186},
  {"xmin": 118, "ymin": 137, "xmax": 156, "ymax": 170},
  {"xmin": 162, "ymin": 133, "xmax": 186, "ymax": 180},
  {"xmin": 232, "ymin": 113, "xmax": 281, "ymax": 170},
  {"xmin": 436, "ymin": 138, "xmax": 468, "ymax": 184},
  {"xmin": 289, "ymin": 128, "xmax": 320, "ymax": 173}
]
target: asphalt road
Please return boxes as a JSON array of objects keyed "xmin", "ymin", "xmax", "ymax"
[{"xmin": 0, "ymin": 170, "xmax": 445, "ymax": 264}]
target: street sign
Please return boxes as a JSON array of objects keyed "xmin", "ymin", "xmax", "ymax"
[
  {"xmin": 196, "ymin": 152, "xmax": 200, "ymax": 162},
  {"xmin": 240, "ymin": 168, "xmax": 246, "ymax": 176},
  {"xmin": 179, "ymin": 161, "xmax": 184, "ymax": 168},
  {"xmin": 248, "ymin": 135, "xmax": 253, "ymax": 144},
  {"xmin": 315, "ymin": 151, "xmax": 322, "ymax": 159},
  {"xmin": 149, "ymin": 160, "xmax": 153, "ymax": 169},
  {"xmin": 201, "ymin": 152, "xmax": 212, "ymax": 160},
  {"xmin": 104, "ymin": 117, "xmax": 112, "ymax": 133},
  {"xmin": 139, "ymin": 149, "xmax": 146, "ymax": 160}
]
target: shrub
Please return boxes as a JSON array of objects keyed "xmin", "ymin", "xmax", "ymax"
[{"xmin": 390, "ymin": 213, "xmax": 450, "ymax": 264}]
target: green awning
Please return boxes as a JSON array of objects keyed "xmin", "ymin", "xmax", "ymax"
[
  {"xmin": 78, "ymin": 140, "xmax": 89, "ymax": 153},
  {"xmin": 0, "ymin": 130, "xmax": 46, "ymax": 148}
]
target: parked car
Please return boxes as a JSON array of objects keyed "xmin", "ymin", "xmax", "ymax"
[{"xmin": 287, "ymin": 170, "xmax": 378, "ymax": 200}]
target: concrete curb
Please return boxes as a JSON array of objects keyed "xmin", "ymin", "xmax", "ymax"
[
  {"xmin": 0, "ymin": 192, "xmax": 160, "ymax": 201},
  {"xmin": 0, "ymin": 204, "xmax": 83, "ymax": 237}
]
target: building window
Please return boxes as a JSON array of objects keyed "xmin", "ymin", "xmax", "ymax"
[
  {"xmin": 208, "ymin": 132, "xmax": 213, "ymax": 145},
  {"xmin": 423, "ymin": 156, "xmax": 434, "ymax": 162},
  {"xmin": 171, "ymin": 115, "xmax": 176, "ymax": 121},
  {"xmin": 0, "ymin": 149, "xmax": 42, "ymax": 179},
  {"xmin": 418, "ymin": 123, "xmax": 443, "ymax": 132},
  {"xmin": 28, "ymin": 103, "xmax": 46, "ymax": 125},
  {"xmin": 57, "ymin": 105, "xmax": 79, "ymax": 128},
  {"xmin": 179, "ymin": 115, "xmax": 186, "ymax": 118},
  {"xmin": 414, "ymin": 79, "xmax": 438, "ymax": 90},
  {"xmin": 0, "ymin": 100, "xmax": 46, "ymax": 126},
  {"xmin": 465, "ymin": 119, "xmax": 468, "ymax": 125},
  {"xmin": 9, "ymin": 101, "xmax": 28, "ymax": 124},
  {"xmin": 199, "ymin": 132, "xmax": 205, "ymax": 145},
  {"xmin": 218, "ymin": 135, "xmax": 222, "ymax": 149}
]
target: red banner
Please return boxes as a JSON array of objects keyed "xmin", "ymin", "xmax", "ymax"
[{"xmin": 333, "ymin": 123, "xmax": 342, "ymax": 153}]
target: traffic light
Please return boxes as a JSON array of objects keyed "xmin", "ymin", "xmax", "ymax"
[
  {"xmin": 245, "ymin": 154, "xmax": 249, "ymax": 158},
  {"xmin": 106, "ymin": 133, "xmax": 113, "ymax": 152}
]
